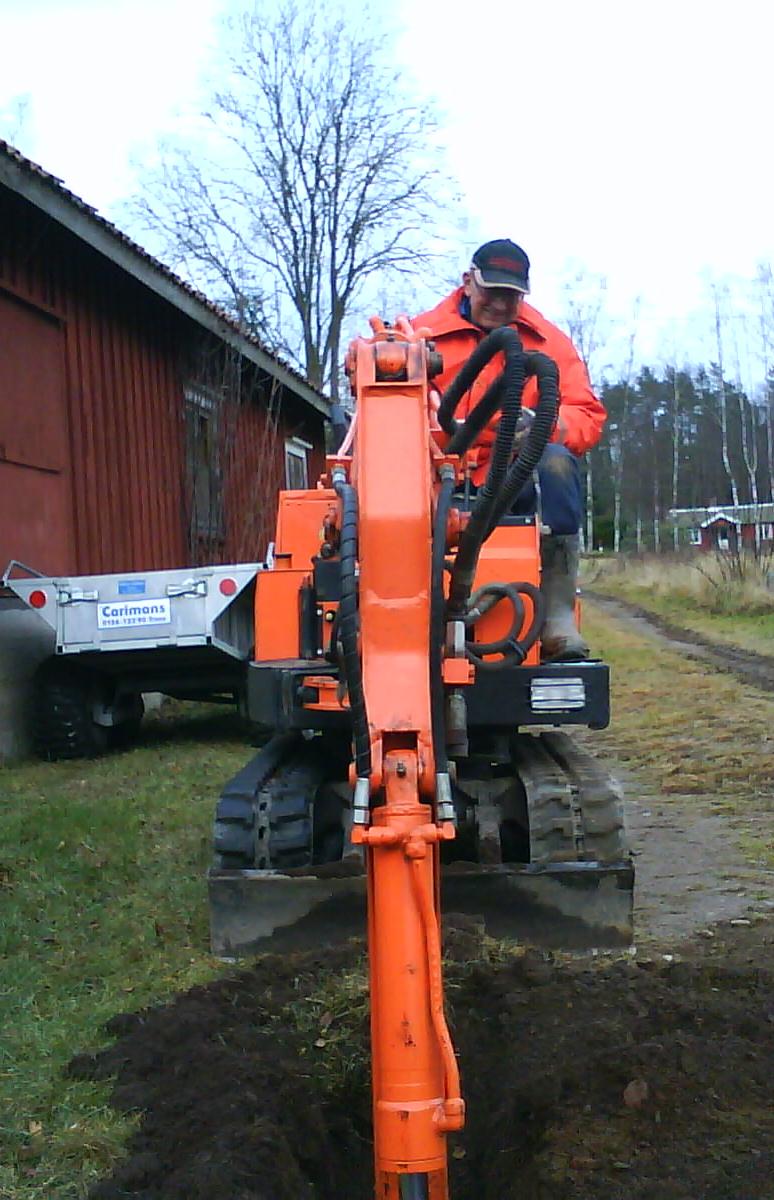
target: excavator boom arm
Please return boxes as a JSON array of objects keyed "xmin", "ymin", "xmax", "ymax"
[{"xmin": 341, "ymin": 329, "xmax": 463, "ymax": 1197}]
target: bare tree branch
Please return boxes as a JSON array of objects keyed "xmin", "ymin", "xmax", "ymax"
[{"xmin": 126, "ymin": 3, "xmax": 452, "ymax": 396}]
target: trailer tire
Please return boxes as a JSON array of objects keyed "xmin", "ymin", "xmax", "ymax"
[{"xmin": 33, "ymin": 662, "xmax": 110, "ymax": 761}]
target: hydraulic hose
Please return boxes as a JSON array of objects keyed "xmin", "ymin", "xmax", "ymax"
[
  {"xmin": 445, "ymin": 374, "xmax": 504, "ymax": 456},
  {"xmin": 485, "ymin": 351, "xmax": 559, "ymax": 533},
  {"xmin": 436, "ymin": 327, "xmax": 521, "ymax": 434},
  {"xmin": 430, "ymin": 468, "xmax": 456, "ymax": 779},
  {"xmin": 332, "ymin": 469, "xmax": 371, "ymax": 786},
  {"xmin": 444, "ymin": 327, "xmax": 526, "ymax": 616}
]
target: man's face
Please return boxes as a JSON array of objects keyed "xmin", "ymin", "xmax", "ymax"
[{"xmin": 463, "ymin": 271, "xmax": 523, "ymax": 330}]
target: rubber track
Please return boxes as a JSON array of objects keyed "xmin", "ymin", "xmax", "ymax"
[
  {"xmin": 513, "ymin": 731, "xmax": 627, "ymax": 865},
  {"xmin": 513, "ymin": 735, "xmax": 576, "ymax": 863},
  {"xmin": 541, "ymin": 731, "xmax": 627, "ymax": 863},
  {"xmin": 213, "ymin": 734, "xmax": 325, "ymax": 871}
]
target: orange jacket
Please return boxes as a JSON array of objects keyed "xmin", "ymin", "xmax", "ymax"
[{"xmin": 413, "ymin": 287, "xmax": 606, "ymax": 482}]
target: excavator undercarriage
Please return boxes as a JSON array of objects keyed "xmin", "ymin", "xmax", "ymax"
[{"xmin": 210, "ymin": 722, "xmax": 631, "ymax": 957}]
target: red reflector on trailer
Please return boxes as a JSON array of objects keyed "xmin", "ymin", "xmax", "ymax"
[
  {"xmin": 219, "ymin": 578, "xmax": 237, "ymax": 596},
  {"xmin": 29, "ymin": 589, "xmax": 47, "ymax": 609}
]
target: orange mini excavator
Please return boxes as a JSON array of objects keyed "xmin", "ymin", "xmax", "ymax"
[{"xmin": 209, "ymin": 320, "xmax": 633, "ymax": 1198}]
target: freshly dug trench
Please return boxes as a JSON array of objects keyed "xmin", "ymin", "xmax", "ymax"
[{"xmin": 69, "ymin": 919, "xmax": 774, "ymax": 1200}]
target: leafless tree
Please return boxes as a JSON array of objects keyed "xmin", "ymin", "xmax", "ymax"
[
  {"xmin": 755, "ymin": 263, "xmax": 774, "ymax": 501},
  {"xmin": 0, "ymin": 95, "xmax": 31, "ymax": 147},
  {"xmin": 711, "ymin": 283, "xmax": 740, "ymax": 506},
  {"xmin": 729, "ymin": 309, "xmax": 760, "ymax": 543},
  {"xmin": 560, "ymin": 266, "xmax": 610, "ymax": 370},
  {"xmin": 611, "ymin": 308, "xmax": 639, "ymax": 554},
  {"xmin": 650, "ymin": 400, "xmax": 661, "ymax": 554},
  {"xmin": 559, "ymin": 266, "xmax": 611, "ymax": 552},
  {"xmin": 128, "ymin": 3, "xmax": 452, "ymax": 397},
  {"xmin": 669, "ymin": 367, "xmax": 682, "ymax": 550}
]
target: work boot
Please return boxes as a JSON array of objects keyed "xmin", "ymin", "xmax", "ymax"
[{"xmin": 539, "ymin": 533, "xmax": 590, "ymax": 663}]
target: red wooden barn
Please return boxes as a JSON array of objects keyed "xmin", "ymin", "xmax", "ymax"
[{"xmin": 0, "ymin": 139, "xmax": 328, "ymax": 579}]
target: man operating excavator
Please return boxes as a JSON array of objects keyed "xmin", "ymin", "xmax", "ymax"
[{"xmin": 413, "ymin": 238, "xmax": 606, "ymax": 662}]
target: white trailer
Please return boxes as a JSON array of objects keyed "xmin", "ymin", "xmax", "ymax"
[{"xmin": 2, "ymin": 560, "xmax": 261, "ymax": 758}]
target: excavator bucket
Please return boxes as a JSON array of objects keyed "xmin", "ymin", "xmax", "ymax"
[{"xmin": 209, "ymin": 859, "xmax": 633, "ymax": 958}]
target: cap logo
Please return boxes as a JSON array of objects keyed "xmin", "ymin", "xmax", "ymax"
[{"xmin": 489, "ymin": 256, "xmax": 523, "ymax": 271}]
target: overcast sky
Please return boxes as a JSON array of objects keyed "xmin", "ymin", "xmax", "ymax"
[{"xmin": 2, "ymin": 0, "xmax": 773, "ymax": 379}]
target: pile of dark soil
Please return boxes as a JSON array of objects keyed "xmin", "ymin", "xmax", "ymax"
[{"xmin": 69, "ymin": 918, "xmax": 774, "ymax": 1200}]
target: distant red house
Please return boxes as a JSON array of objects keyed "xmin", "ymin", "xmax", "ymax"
[
  {"xmin": 0, "ymin": 139, "xmax": 328, "ymax": 579},
  {"xmin": 668, "ymin": 505, "xmax": 774, "ymax": 552}
]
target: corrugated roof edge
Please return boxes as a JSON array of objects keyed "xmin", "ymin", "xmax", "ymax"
[{"xmin": 0, "ymin": 139, "xmax": 329, "ymax": 417}]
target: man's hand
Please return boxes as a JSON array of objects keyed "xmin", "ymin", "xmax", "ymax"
[
  {"xmin": 513, "ymin": 407, "xmax": 535, "ymax": 450},
  {"xmin": 513, "ymin": 408, "xmax": 571, "ymax": 451}
]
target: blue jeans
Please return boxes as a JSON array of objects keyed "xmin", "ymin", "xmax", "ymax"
[{"xmin": 509, "ymin": 444, "xmax": 582, "ymax": 535}]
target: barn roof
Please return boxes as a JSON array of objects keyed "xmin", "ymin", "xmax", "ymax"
[
  {"xmin": 0, "ymin": 139, "xmax": 329, "ymax": 417},
  {"xmin": 669, "ymin": 504, "xmax": 774, "ymax": 528}
]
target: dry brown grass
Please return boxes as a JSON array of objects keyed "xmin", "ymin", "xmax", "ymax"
[
  {"xmin": 585, "ymin": 551, "xmax": 774, "ymax": 617},
  {"xmin": 583, "ymin": 551, "xmax": 774, "ymax": 655}
]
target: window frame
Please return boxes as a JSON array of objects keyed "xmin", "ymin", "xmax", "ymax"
[
  {"xmin": 284, "ymin": 437, "xmax": 312, "ymax": 490},
  {"xmin": 184, "ymin": 382, "xmax": 224, "ymax": 541}
]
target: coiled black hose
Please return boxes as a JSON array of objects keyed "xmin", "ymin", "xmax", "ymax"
[
  {"xmin": 430, "ymin": 468, "xmax": 456, "ymax": 778},
  {"xmin": 332, "ymin": 473, "xmax": 371, "ymax": 782},
  {"xmin": 464, "ymin": 580, "xmax": 545, "ymax": 670},
  {"xmin": 445, "ymin": 328, "xmax": 526, "ymax": 616},
  {"xmin": 484, "ymin": 351, "xmax": 559, "ymax": 534}
]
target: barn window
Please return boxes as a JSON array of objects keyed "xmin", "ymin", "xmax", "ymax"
[
  {"xmin": 285, "ymin": 438, "xmax": 311, "ymax": 489},
  {"xmin": 760, "ymin": 522, "xmax": 773, "ymax": 541},
  {"xmin": 716, "ymin": 530, "xmax": 730, "ymax": 551},
  {"xmin": 688, "ymin": 528, "xmax": 701, "ymax": 545},
  {"xmin": 184, "ymin": 384, "xmax": 224, "ymax": 539}
]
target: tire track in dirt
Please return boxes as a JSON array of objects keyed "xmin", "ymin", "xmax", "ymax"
[
  {"xmin": 580, "ymin": 593, "xmax": 774, "ymax": 946},
  {"xmin": 585, "ymin": 590, "xmax": 774, "ymax": 693}
]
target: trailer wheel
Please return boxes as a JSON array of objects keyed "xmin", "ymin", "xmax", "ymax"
[{"xmin": 33, "ymin": 662, "xmax": 110, "ymax": 761}]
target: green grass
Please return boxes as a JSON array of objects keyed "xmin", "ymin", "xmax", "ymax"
[{"xmin": 0, "ymin": 706, "xmax": 248, "ymax": 1199}]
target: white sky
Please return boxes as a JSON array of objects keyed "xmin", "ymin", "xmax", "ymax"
[{"xmin": 2, "ymin": 0, "xmax": 773, "ymax": 378}]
